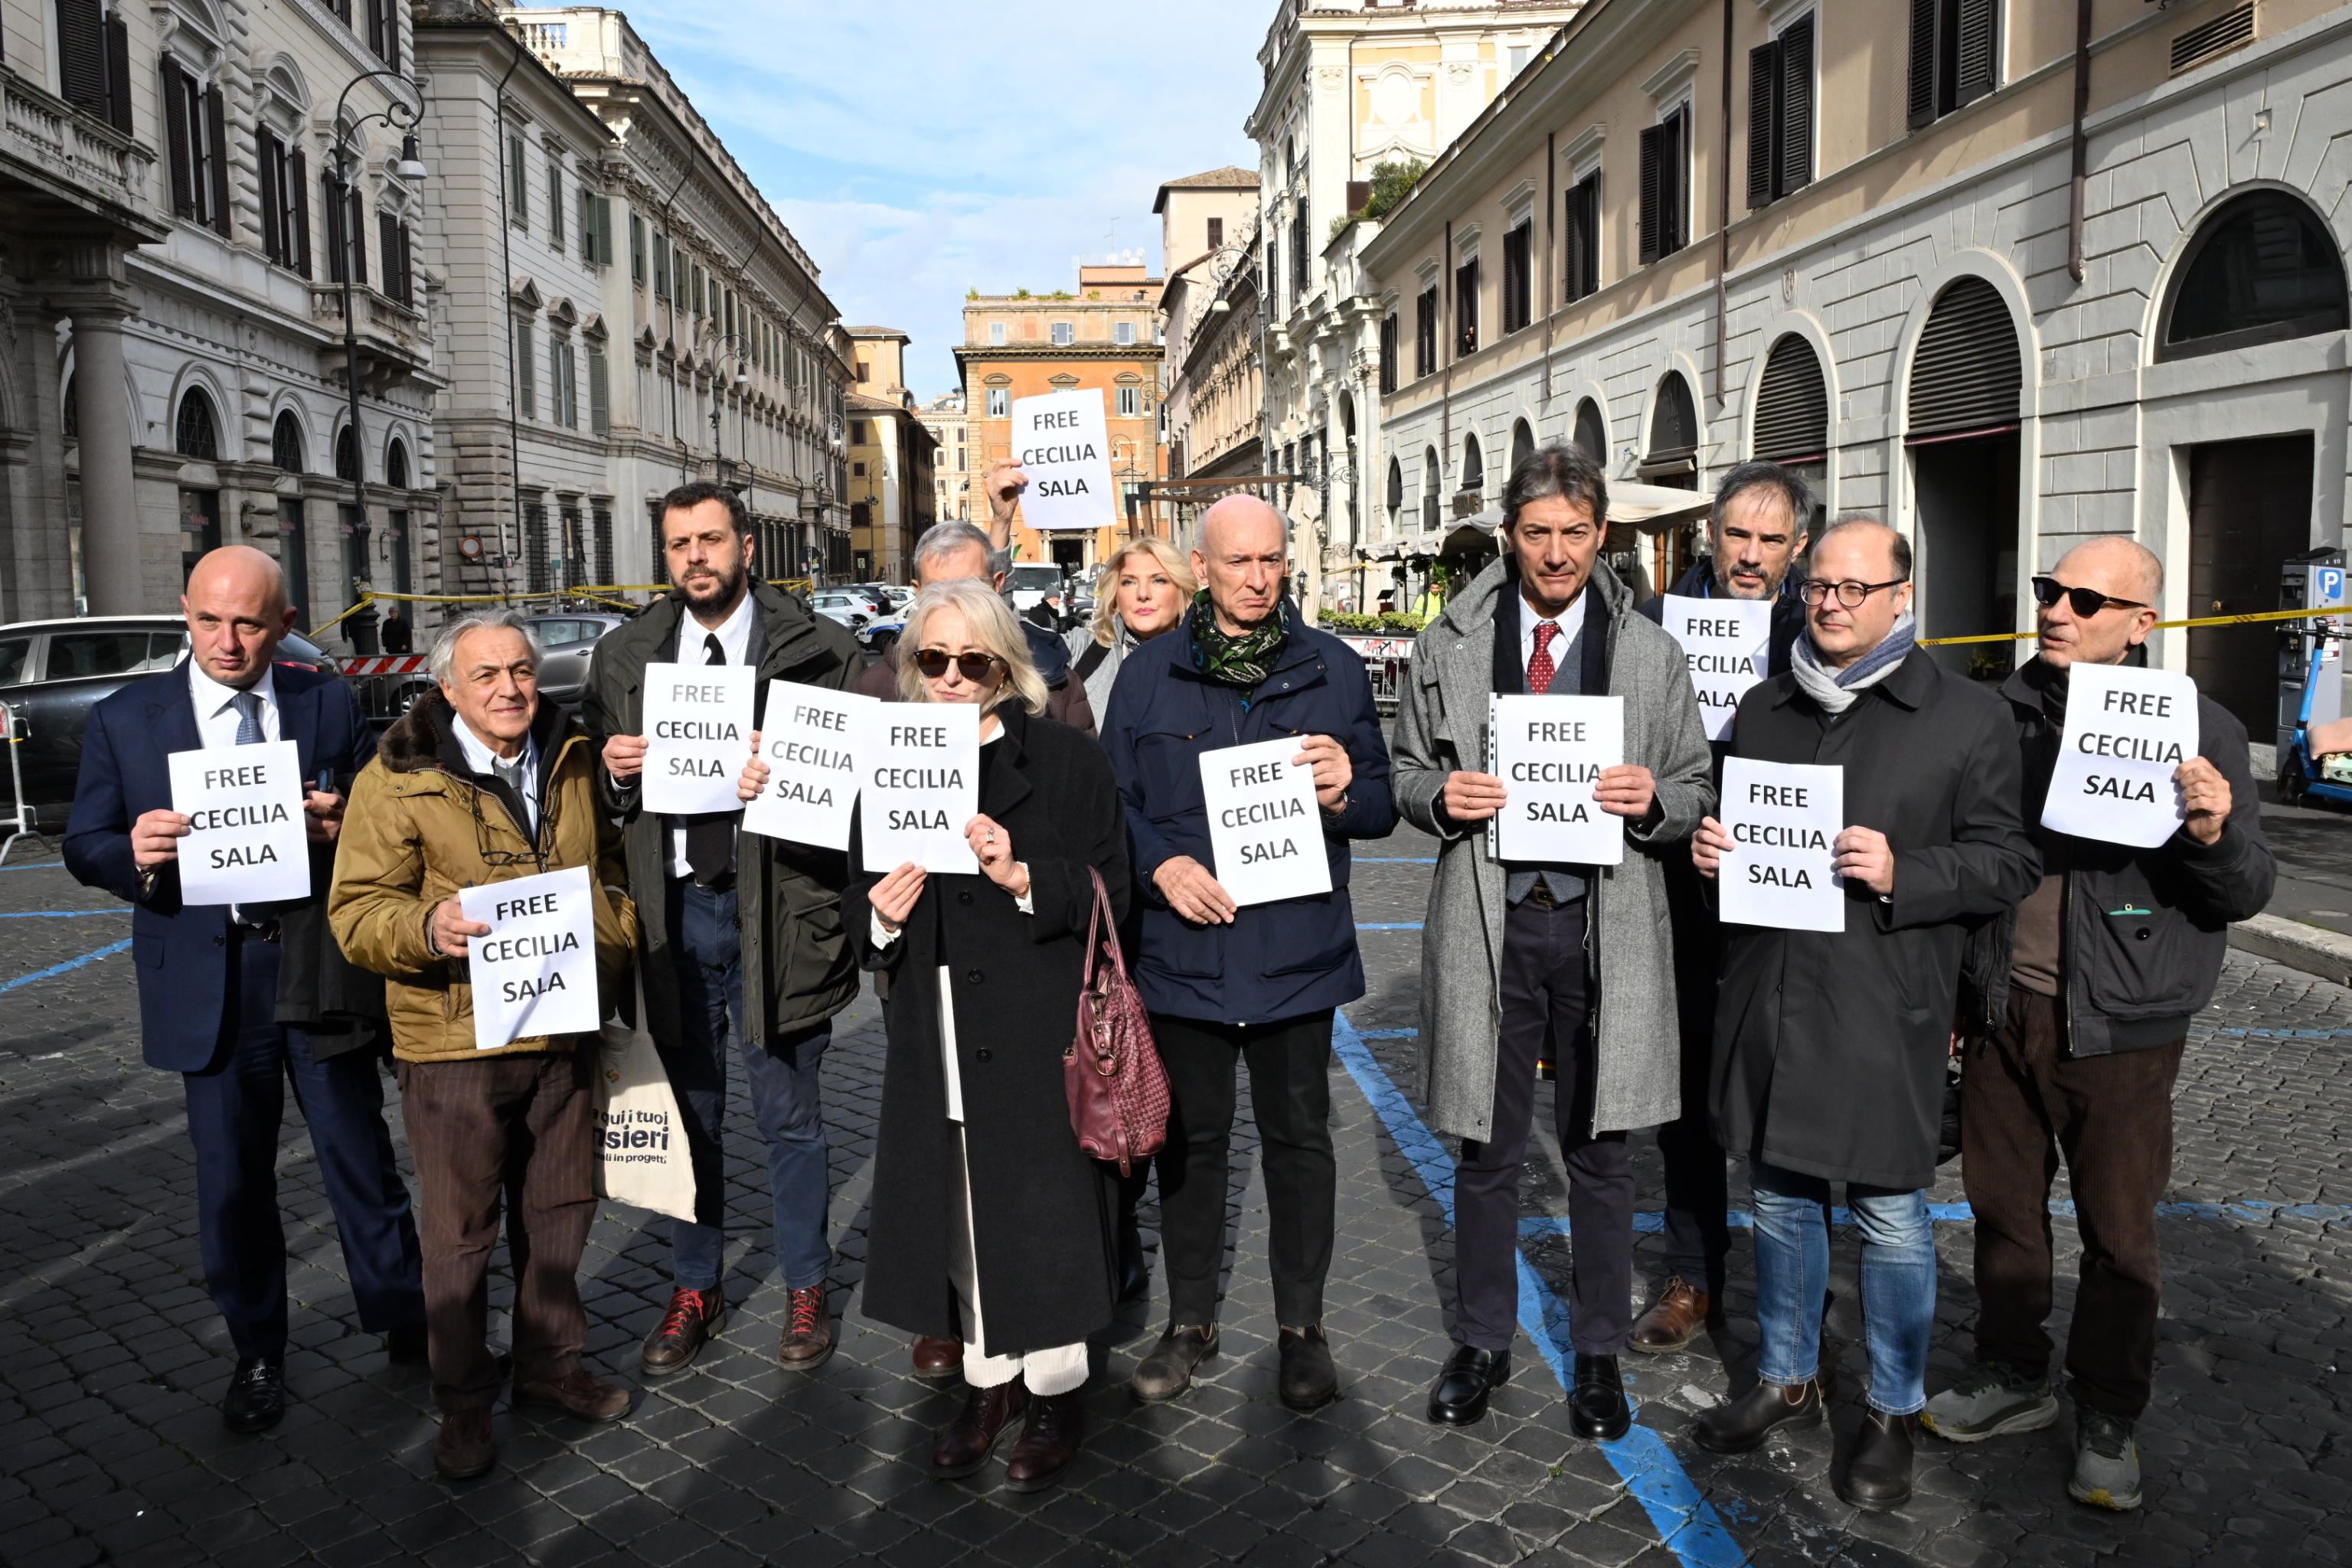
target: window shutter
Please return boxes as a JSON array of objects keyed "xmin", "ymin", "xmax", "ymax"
[
  {"xmin": 1579, "ymin": 178, "xmax": 1601, "ymax": 297},
  {"xmin": 104, "ymin": 15, "xmax": 132, "ymax": 132},
  {"xmin": 204, "ymin": 87, "xmax": 229, "ymax": 235},
  {"xmin": 588, "ymin": 347, "xmax": 609, "ymax": 433},
  {"xmin": 1563, "ymin": 181, "xmax": 1586, "ymax": 299},
  {"xmin": 1955, "ymin": 0, "xmax": 1998, "ymax": 106},
  {"xmin": 549, "ymin": 163, "xmax": 563, "ymax": 249},
  {"xmin": 515, "ymin": 322, "xmax": 536, "ymax": 419},
  {"xmin": 257, "ymin": 132, "xmax": 282, "ymax": 263},
  {"xmin": 1780, "ymin": 17, "xmax": 1815, "ymax": 195},
  {"xmin": 595, "ymin": 194, "xmax": 613, "ymax": 269},
  {"xmin": 1906, "ymin": 276, "xmax": 2021, "ymax": 441},
  {"xmin": 291, "ymin": 149, "xmax": 312, "ymax": 277},
  {"xmin": 1747, "ymin": 42, "xmax": 1780, "ymax": 209},
  {"xmin": 629, "ymin": 213, "xmax": 645, "ymax": 283},
  {"xmin": 162, "ymin": 58, "xmax": 195, "ymax": 217},
  {"xmin": 1753, "ymin": 335, "xmax": 1830, "ymax": 463},
  {"xmin": 57, "ymin": 0, "xmax": 106, "ymax": 114},
  {"xmin": 399, "ymin": 221, "xmax": 413, "ymax": 306},
  {"xmin": 1666, "ymin": 110, "xmax": 1687, "ymax": 254},
  {"xmin": 1638, "ymin": 122, "xmax": 1664, "ymax": 263},
  {"xmin": 378, "ymin": 210, "xmax": 397, "ymax": 296},
  {"xmin": 348, "ymin": 187, "xmax": 367, "ymax": 284},
  {"xmin": 1907, "ymin": 0, "xmax": 1939, "ymax": 129}
]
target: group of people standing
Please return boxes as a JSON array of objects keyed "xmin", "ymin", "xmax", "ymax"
[{"xmin": 64, "ymin": 439, "xmax": 2269, "ymax": 1521}]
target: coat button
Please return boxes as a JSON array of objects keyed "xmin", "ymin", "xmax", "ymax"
[
  {"xmin": 966, "ymin": 968, "xmax": 983, "ymax": 985},
  {"xmin": 2136, "ymin": 928, "xmax": 2151, "ymax": 941},
  {"xmin": 958, "ymin": 890, "xmax": 972, "ymax": 905},
  {"xmin": 976, "ymin": 1047, "xmax": 993, "ymax": 1063},
  {"xmin": 212, "ymin": 934, "xmax": 226, "ymax": 948}
]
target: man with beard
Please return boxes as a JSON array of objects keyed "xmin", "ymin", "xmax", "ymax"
[
  {"xmin": 586, "ymin": 482, "xmax": 865, "ymax": 1377},
  {"xmin": 1630, "ymin": 462, "xmax": 1811, "ymax": 1351}
]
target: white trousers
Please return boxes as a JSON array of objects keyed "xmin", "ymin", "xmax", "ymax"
[{"xmin": 947, "ymin": 1125, "xmax": 1089, "ymax": 1395}]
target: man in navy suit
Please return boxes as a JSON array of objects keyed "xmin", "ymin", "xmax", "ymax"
[{"xmin": 64, "ymin": 545, "xmax": 424, "ymax": 1433}]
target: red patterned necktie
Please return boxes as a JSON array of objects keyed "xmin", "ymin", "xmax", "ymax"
[{"xmin": 1527, "ymin": 620, "xmax": 1559, "ymax": 694}]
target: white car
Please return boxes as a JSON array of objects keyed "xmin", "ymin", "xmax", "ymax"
[{"xmin": 810, "ymin": 590, "xmax": 871, "ymax": 632}]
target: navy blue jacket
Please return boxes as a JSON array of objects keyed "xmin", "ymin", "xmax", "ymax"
[
  {"xmin": 1099, "ymin": 603, "xmax": 1396, "ymax": 1025},
  {"xmin": 64, "ymin": 662, "xmax": 377, "ymax": 1073}
]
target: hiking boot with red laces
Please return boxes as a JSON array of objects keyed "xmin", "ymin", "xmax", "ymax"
[
  {"xmin": 640, "ymin": 1285, "xmax": 727, "ymax": 1377},
  {"xmin": 779, "ymin": 1284, "xmax": 835, "ymax": 1370}
]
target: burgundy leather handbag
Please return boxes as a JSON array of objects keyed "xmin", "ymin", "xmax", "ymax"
[{"xmin": 1065, "ymin": 867, "xmax": 1170, "ymax": 1176}]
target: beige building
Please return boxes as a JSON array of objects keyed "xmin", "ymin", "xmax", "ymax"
[
  {"xmin": 917, "ymin": 391, "xmax": 973, "ymax": 524},
  {"xmin": 1361, "ymin": 0, "xmax": 2352, "ymax": 750},
  {"xmin": 1156, "ymin": 166, "xmax": 1264, "ymax": 539},
  {"xmin": 844, "ymin": 326, "xmax": 935, "ymax": 582},
  {"xmin": 1249, "ymin": 0, "xmax": 1586, "ymax": 616}
]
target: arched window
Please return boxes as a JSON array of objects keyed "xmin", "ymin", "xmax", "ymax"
[
  {"xmin": 271, "ymin": 410, "xmax": 305, "ymax": 472},
  {"xmin": 1753, "ymin": 335, "xmax": 1829, "ymax": 466},
  {"xmin": 1510, "ymin": 419, "xmax": 1534, "ymax": 479},
  {"xmin": 2159, "ymin": 189, "xmax": 2349, "ymax": 361},
  {"xmin": 1907, "ymin": 276, "xmax": 2020, "ymax": 442},
  {"xmin": 1421, "ymin": 445, "xmax": 1442, "ymax": 532},
  {"xmin": 1645, "ymin": 374, "xmax": 1697, "ymax": 472},
  {"xmin": 1462, "ymin": 433, "xmax": 1484, "ymax": 495},
  {"xmin": 335, "ymin": 423, "xmax": 360, "ymax": 482},
  {"xmin": 175, "ymin": 387, "xmax": 219, "ymax": 459},
  {"xmin": 1573, "ymin": 399, "xmax": 1606, "ymax": 465},
  {"xmin": 386, "ymin": 439, "xmax": 410, "ymax": 490},
  {"xmin": 1386, "ymin": 456, "xmax": 1403, "ymax": 521}
]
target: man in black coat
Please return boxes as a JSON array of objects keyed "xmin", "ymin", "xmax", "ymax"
[
  {"xmin": 1923, "ymin": 537, "xmax": 2273, "ymax": 1513},
  {"xmin": 1687, "ymin": 518, "xmax": 2038, "ymax": 1511},
  {"xmin": 1632, "ymin": 460, "xmax": 1811, "ymax": 1352}
]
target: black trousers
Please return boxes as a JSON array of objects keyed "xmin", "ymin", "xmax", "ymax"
[
  {"xmin": 1455, "ymin": 898, "xmax": 1633, "ymax": 1357},
  {"xmin": 1153, "ymin": 1008, "xmax": 1336, "ymax": 1328},
  {"xmin": 1655, "ymin": 1020, "xmax": 1732, "ymax": 1297}
]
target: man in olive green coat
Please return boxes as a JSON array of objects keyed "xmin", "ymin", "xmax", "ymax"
[{"xmin": 583, "ymin": 481, "xmax": 864, "ymax": 1377}]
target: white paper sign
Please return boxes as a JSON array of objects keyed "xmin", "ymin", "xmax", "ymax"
[
  {"xmin": 641, "ymin": 661, "xmax": 757, "ymax": 815},
  {"xmin": 742, "ymin": 684, "xmax": 876, "ymax": 850},
  {"xmin": 2041, "ymin": 662, "xmax": 2197, "ymax": 848},
  {"xmin": 167, "ymin": 740, "xmax": 311, "ymax": 906},
  {"xmin": 1718, "ymin": 757, "xmax": 1844, "ymax": 933},
  {"xmin": 859, "ymin": 702, "xmax": 980, "ymax": 874},
  {"xmin": 462, "ymin": 864, "xmax": 601, "ymax": 1050},
  {"xmin": 1200, "ymin": 738, "xmax": 1332, "ymax": 906},
  {"xmin": 1489, "ymin": 694, "xmax": 1625, "ymax": 866},
  {"xmin": 1661, "ymin": 595, "xmax": 1774, "ymax": 742},
  {"xmin": 1010, "ymin": 390, "xmax": 1116, "ymax": 534}
]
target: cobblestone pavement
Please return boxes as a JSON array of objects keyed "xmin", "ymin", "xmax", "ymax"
[{"xmin": 2, "ymin": 828, "xmax": 2347, "ymax": 1568}]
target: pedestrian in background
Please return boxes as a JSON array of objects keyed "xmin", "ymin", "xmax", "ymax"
[
  {"xmin": 1688, "ymin": 519, "xmax": 2038, "ymax": 1511},
  {"xmin": 585, "ymin": 481, "xmax": 864, "ymax": 1380},
  {"xmin": 1101, "ymin": 495, "xmax": 1396, "ymax": 1413},
  {"xmin": 1927, "ymin": 537, "xmax": 2273, "ymax": 1511},
  {"xmin": 65, "ymin": 544, "xmax": 424, "ymax": 1436},
  {"xmin": 832, "ymin": 579, "xmax": 1129, "ymax": 1494},
  {"xmin": 1393, "ymin": 444, "xmax": 1713, "ymax": 1433},
  {"xmin": 1629, "ymin": 461, "xmax": 1813, "ymax": 1353},
  {"xmin": 330, "ymin": 609, "xmax": 639, "ymax": 1481},
  {"xmin": 379, "ymin": 606, "xmax": 413, "ymax": 656}
]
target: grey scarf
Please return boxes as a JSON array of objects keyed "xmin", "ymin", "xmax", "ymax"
[{"xmin": 1791, "ymin": 609, "xmax": 1917, "ymax": 714}]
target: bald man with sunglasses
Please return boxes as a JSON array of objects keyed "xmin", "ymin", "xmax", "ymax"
[{"xmin": 1927, "ymin": 537, "xmax": 2273, "ymax": 1514}]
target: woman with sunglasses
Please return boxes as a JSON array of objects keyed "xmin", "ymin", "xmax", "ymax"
[{"xmin": 799, "ymin": 577, "xmax": 1129, "ymax": 1491}]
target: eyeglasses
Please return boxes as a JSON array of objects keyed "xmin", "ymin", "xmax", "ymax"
[
  {"xmin": 2030, "ymin": 576, "xmax": 2145, "ymax": 618},
  {"xmin": 912, "ymin": 648, "xmax": 1003, "ymax": 682},
  {"xmin": 1798, "ymin": 577, "xmax": 1908, "ymax": 608}
]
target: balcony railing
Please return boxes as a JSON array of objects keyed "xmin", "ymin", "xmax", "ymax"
[{"xmin": 1, "ymin": 68, "xmax": 155, "ymax": 219}]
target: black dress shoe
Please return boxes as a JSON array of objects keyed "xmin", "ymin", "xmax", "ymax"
[
  {"xmin": 1277, "ymin": 1325, "xmax": 1339, "ymax": 1412},
  {"xmin": 1130, "ymin": 1324, "xmax": 1217, "ymax": 1403},
  {"xmin": 385, "ymin": 1327, "xmax": 429, "ymax": 1367},
  {"xmin": 1570, "ymin": 1353, "xmax": 1632, "ymax": 1441},
  {"xmin": 222, "ymin": 1357, "xmax": 286, "ymax": 1433},
  {"xmin": 1426, "ymin": 1344, "xmax": 1511, "ymax": 1426},
  {"xmin": 1837, "ymin": 1408, "xmax": 1916, "ymax": 1511},
  {"xmin": 1690, "ymin": 1378, "xmax": 1824, "ymax": 1455}
]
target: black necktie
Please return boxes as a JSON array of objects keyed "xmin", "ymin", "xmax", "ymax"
[{"xmin": 684, "ymin": 632, "xmax": 734, "ymax": 886}]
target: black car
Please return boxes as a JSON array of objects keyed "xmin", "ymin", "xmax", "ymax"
[{"xmin": 0, "ymin": 616, "xmax": 338, "ymax": 830}]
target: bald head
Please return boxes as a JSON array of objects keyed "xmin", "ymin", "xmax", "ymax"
[
  {"xmin": 1192, "ymin": 496, "xmax": 1289, "ymax": 634},
  {"xmin": 2054, "ymin": 536, "xmax": 2162, "ymax": 605},
  {"xmin": 2037, "ymin": 535, "xmax": 2163, "ymax": 670},
  {"xmin": 182, "ymin": 544, "xmax": 296, "ymax": 690}
]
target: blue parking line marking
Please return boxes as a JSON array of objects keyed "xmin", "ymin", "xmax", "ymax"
[
  {"xmin": 1353, "ymin": 923, "xmax": 1423, "ymax": 931},
  {"xmin": 1516, "ymin": 1200, "xmax": 2352, "ymax": 1238},
  {"xmin": 0, "ymin": 910, "xmax": 127, "ymax": 918},
  {"xmin": 2, "ymin": 938, "xmax": 134, "ymax": 994},
  {"xmin": 1331, "ymin": 1009, "xmax": 1751, "ymax": 1568}
]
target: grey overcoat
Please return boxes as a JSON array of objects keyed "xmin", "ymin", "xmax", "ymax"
[{"xmin": 1391, "ymin": 556, "xmax": 1716, "ymax": 1141}]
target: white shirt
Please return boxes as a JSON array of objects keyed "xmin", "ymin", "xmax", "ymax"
[
  {"xmin": 189, "ymin": 662, "xmax": 281, "ymax": 749},
  {"xmin": 451, "ymin": 711, "xmax": 541, "ymax": 835},
  {"xmin": 666, "ymin": 591, "xmax": 758, "ymax": 880},
  {"xmin": 1520, "ymin": 585, "xmax": 1583, "ymax": 681}
]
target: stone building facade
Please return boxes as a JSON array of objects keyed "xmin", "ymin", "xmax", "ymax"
[
  {"xmin": 917, "ymin": 391, "xmax": 972, "ymax": 524},
  {"xmin": 844, "ymin": 325, "xmax": 935, "ymax": 582},
  {"xmin": 1360, "ymin": 0, "xmax": 2352, "ymax": 743},
  {"xmin": 1156, "ymin": 165, "xmax": 1263, "ymax": 544}
]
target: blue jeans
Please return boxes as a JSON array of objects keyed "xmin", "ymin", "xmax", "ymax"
[
  {"xmin": 663, "ymin": 880, "xmax": 833, "ymax": 1293},
  {"xmin": 1750, "ymin": 1160, "xmax": 1935, "ymax": 1416}
]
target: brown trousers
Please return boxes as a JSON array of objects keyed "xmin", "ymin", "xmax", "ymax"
[
  {"xmin": 1962, "ymin": 986, "xmax": 2184, "ymax": 1419},
  {"xmin": 397, "ymin": 1050, "xmax": 598, "ymax": 1414}
]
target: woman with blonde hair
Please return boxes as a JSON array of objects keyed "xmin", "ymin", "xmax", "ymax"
[
  {"xmin": 1067, "ymin": 536, "xmax": 1197, "ymax": 721},
  {"xmin": 749, "ymin": 578, "xmax": 1128, "ymax": 1491}
]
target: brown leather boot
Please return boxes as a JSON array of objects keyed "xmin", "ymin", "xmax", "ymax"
[
  {"xmin": 513, "ymin": 1367, "xmax": 632, "ymax": 1423},
  {"xmin": 1005, "ymin": 1390, "xmax": 1086, "ymax": 1492},
  {"xmin": 778, "ymin": 1285, "xmax": 835, "ymax": 1370},
  {"xmin": 1628, "ymin": 1277, "xmax": 1716, "ymax": 1354},
  {"xmin": 911, "ymin": 1335, "xmax": 963, "ymax": 1382},
  {"xmin": 434, "ymin": 1408, "xmax": 497, "ymax": 1481},
  {"xmin": 931, "ymin": 1383, "xmax": 1027, "ymax": 1478},
  {"xmin": 639, "ymin": 1286, "xmax": 725, "ymax": 1377}
]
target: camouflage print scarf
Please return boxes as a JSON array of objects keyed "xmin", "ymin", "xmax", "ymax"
[{"xmin": 1186, "ymin": 590, "xmax": 1289, "ymax": 691}]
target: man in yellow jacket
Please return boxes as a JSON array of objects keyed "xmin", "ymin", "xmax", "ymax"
[{"xmin": 330, "ymin": 608, "xmax": 639, "ymax": 1481}]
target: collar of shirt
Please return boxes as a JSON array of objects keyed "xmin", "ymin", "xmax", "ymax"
[
  {"xmin": 188, "ymin": 660, "xmax": 278, "ymax": 733},
  {"xmin": 1518, "ymin": 585, "xmax": 1583, "ymax": 671},
  {"xmin": 684, "ymin": 589, "xmax": 757, "ymax": 666},
  {"xmin": 450, "ymin": 710, "xmax": 537, "ymax": 785}
]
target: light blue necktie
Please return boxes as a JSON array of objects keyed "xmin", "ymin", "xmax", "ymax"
[{"xmin": 231, "ymin": 691, "xmax": 266, "ymax": 746}]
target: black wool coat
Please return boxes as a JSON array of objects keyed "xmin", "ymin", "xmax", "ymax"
[
  {"xmin": 846, "ymin": 704, "xmax": 1132, "ymax": 1355},
  {"xmin": 1710, "ymin": 648, "xmax": 2040, "ymax": 1191}
]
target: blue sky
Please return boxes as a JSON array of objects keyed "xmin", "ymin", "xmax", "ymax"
[{"xmin": 538, "ymin": 2, "xmax": 1271, "ymax": 401}]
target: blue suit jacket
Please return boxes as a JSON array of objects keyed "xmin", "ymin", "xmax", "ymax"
[{"xmin": 64, "ymin": 662, "xmax": 379, "ymax": 1072}]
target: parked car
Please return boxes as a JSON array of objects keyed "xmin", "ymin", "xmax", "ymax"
[
  {"xmin": 0, "ymin": 616, "xmax": 336, "ymax": 829},
  {"xmin": 859, "ymin": 609, "xmax": 905, "ymax": 656},
  {"xmin": 810, "ymin": 590, "xmax": 872, "ymax": 633},
  {"xmin": 840, "ymin": 583, "xmax": 897, "ymax": 616},
  {"xmin": 527, "ymin": 611, "xmax": 630, "ymax": 714}
]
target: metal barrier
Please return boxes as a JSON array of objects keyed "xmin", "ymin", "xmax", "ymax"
[{"xmin": 0, "ymin": 700, "xmax": 33, "ymax": 867}]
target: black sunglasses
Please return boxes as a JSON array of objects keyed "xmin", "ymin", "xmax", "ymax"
[
  {"xmin": 912, "ymin": 648, "xmax": 1003, "ymax": 682},
  {"xmin": 2031, "ymin": 576, "xmax": 2145, "ymax": 618},
  {"xmin": 1798, "ymin": 577, "xmax": 1908, "ymax": 609}
]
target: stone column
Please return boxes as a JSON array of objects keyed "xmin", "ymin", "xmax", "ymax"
[{"xmin": 70, "ymin": 303, "xmax": 141, "ymax": 614}]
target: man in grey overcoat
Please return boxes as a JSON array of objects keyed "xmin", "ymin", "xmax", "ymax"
[{"xmin": 1392, "ymin": 443, "xmax": 1713, "ymax": 1434}]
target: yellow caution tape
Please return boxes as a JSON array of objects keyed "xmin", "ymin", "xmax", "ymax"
[{"xmin": 1917, "ymin": 603, "xmax": 2348, "ymax": 648}]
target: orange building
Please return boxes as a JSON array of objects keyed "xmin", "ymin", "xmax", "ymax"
[{"xmin": 953, "ymin": 262, "xmax": 1168, "ymax": 574}]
